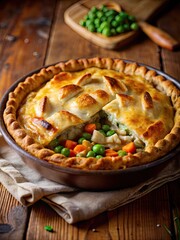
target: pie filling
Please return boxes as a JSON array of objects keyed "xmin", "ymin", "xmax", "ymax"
[
  {"xmin": 4, "ymin": 58, "xmax": 179, "ymax": 169},
  {"xmin": 47, "ymin": 111, "xmax": 145, "ymax": 158}
]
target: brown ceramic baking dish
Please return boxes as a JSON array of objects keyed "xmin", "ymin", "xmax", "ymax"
[{"xmin": 0, "ymin": 60, "xmax": 179, "ymax": 190}]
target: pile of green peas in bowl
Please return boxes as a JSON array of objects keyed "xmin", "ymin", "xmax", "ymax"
[{"xmin": 79, "ymin": 5, "xmax": 139, "ymax": 37}]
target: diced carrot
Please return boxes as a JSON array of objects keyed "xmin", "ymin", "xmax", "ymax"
[
  {"xmin": 122, "ymin": 142, "xmax": 136, "ymax": 154},
  {"xmin": 105, "ymin": 149, "xmax": 118, "ymax": 157},
  {"xmin": 73, "ymin": 144, "xmax": 87, "ymax": 154},
  {"xmin": 65, "ymin": 140, "xmax": 77, "ymax": 149},
  {"xmin": 84, "ymin": 123, "xmax": 96, "ymax": 134},
  {"xmin": 69, "ymin": 149, "xmax": 76, "ymax": 157}
]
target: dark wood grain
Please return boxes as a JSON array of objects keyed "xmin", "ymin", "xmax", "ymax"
[
  {"xmin": 0, "ymin": 0, "xmax": 179, "ymax": 239},
  {"xmin": 0, "ymin": 185, "xmax": 29, "ymax": 240},
  {"xmin": 158, "ymin": 4, "xmax": 180, "ymax": 237},
  {"xmin": 25, "ymin": 186, "xmax": 171, "ymax": 240},
  {"xmin": 0, "ymin": 0, "xmax": 56, "ymax": 239},
  {"xmin": 158, "ymin": 1, "xmax": 180, "ymax": 80},
  {"xmin": 0, "ymin": 0, "xmax": 56, "ymax": 98}
]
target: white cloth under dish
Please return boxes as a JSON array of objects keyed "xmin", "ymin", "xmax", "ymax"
[{"xmin": 0, "ymin": 132, "xmax": 179, "ymax": 224}]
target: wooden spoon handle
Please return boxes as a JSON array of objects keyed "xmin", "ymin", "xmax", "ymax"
[{"xmin": 138, "ymin": 21, "xmax": 179, "ymax": 51}]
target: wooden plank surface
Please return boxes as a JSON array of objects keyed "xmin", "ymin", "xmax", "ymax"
[
  {"xmin": 0, "ymin": 185, "xmax": 29, "ymax": 240},
  {"xmin": 0, "ymin": 0, "xmax": 56, "ymax": 98},
  {"xmin": 157, "ymin": 2, "xmax": 180, "ymax": 238},
  {"xmin": 0, "ymin": 0, "xmax": 179, "ymax": 240},
  {"xmin": 24, "ymin": 186, "xmax": 171, "ymax": 240},
  {"xmin": 158, "ymin": 0, "xmax": 180, "ymax": 79},
  {"xmin": 0, "ymin": 0, "xmax": 56, "ymax": 239}
]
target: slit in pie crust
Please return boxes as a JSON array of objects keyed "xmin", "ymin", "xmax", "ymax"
[{"xmin": 3, "ymin": 58, "xmax": 180, "ymax": 170}]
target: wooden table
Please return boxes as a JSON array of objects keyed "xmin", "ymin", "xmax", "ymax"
[{"xmin": 0, "ymin": 0, "xmax": 179, "ymax": 239}]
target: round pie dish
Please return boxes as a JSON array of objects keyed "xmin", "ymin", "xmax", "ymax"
[{"xmin": 0, "ymin": 58, "xmax": 180, "ymax": 190}]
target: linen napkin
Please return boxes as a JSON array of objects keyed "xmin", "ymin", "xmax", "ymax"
[{"xmin": 0, "ymin": 132, "xmax": 179, "ymax": 224}]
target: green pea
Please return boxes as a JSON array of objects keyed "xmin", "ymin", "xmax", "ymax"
[
  {"xmin": 96, "ymin": 155, "xmax": 103, "ymax": 159},
  {"xmin": 101, "ymin": 5, "xmax": 108, "ymax": 12},
  {"xmin": 105, "ymin": 9, "xmax": 116, "ymax": 17},
  {"xmin": 130, "ymin": 22, "xmax": 139, "ymax": 30},
  {"xmin": 86, "ymin": 151, "xmax": 96, "ymax": 158},
  {"xmin": 118, "ymin": 150, "xmax": 127, "ymax": 157},
  {"xmin": 119, "ymin": 11, "xmax": 128, "ymax": 20},
  {"xmin": 49, "ymin": 139, "xmax": 59, "ymax": 149},
  {"xmin": 88, "ymin": 12, "xmax": 96, "ymax": 20},
  {"xmin": 126, "ymin": 128, "xmax": 131, "ymax": 135},
  {"xmin": 84, "ymin": 15, "xmax": 89, "ymax": 21},
  {"xmin": 116, "ymin": 25, "xmax": 124, "ymax": 33},
  {"xmin": 61, "ymin": 148, "xmax": 70, "ymax": 157},
  {"xmin": 111, "ymin": 20, "xmax": 118, "ymax": 28},
  {"xmin": 94, "ymin": 18, "xmax": 101, "ymax": 27},
  {"xmin": 128, "ymin": 15, "xmax": 136, "ymax": 22},
  {"xmin": 92, "ymin": 144, "xmax": 105, "ymax": 155},
  {"xmin": 115, "ymin": 15, "xmax": 123, "ymax": 23},
  {"xmin": 96, "ymin": 11, "xmax": 103, "ymax": 18},
  {"xmin": 100, "ymin": 16, "xmax": 107, "ymax": 22},
  {"xmin": 107, "ymin": 15, "xmax": 114, "ymax": 23},
  {"xmin": 78, "ymin": 137, "xmax": 86, "ymax": 144},
  {"xmin": 82, "ymin": 132, "xmax": 92, "ymax": 140},
  {"xmin": 87, "ymin": 24, "xmax": 96, "ymax": 32},
  {"xmin": 102, "ymin": 124, "xmax": 110, "ymax": 132},
  {"xmin": 44, "ymin": 225, "xmax": 53, "ymax": 232},
  {"xmin": 123, "ymin": 23, "xmax": 130, "ymax": 31},
  {"xmin": 79, "ymin": 19, "xmax": 86, "ymax": 27},
  {"xmin": 100, "ymin": 21, "xmax": 109, "ymax": 29},
  {"xmin": 85, "ymin": 19, "xmax": 93, "ymax": 27},
  {"xmin": 111, "ymin": 28, "xmax": 117, "ymax": 35},
  {"xmin": 102, "ymin": 27, "xmax": 111, "ymax": 36},
  {"xmin": 54, "ymin": 145, "xmax": 63, "ymax": 153},
  {"xmin": 91, "ymin": 6, "xmax": 98, "ymax": 13},
  {"xmin": 97, "ymin": 27, "xmax": 102, "ymax": 33},
  {"xmin": 98, "ymin": 129, "xmax": 106, "ymax": 136},
  {"xmin": 106, "ymin": 130, "xmax": 116, "ymax": 136}
]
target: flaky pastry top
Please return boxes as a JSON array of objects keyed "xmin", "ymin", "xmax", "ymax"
[{"xmin": 3, "ymin": 58, "xmax": 180, "ymax": 170}]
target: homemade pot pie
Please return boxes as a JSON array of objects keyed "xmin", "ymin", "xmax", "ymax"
[{"xmin": 3, "ymin": 58, "xmax": 180, "ymax": 170}]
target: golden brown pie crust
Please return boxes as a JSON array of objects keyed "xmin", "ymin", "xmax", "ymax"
[{"xmin": 3, "ymin": 58, "xmax": 180, "ymax": 170}]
